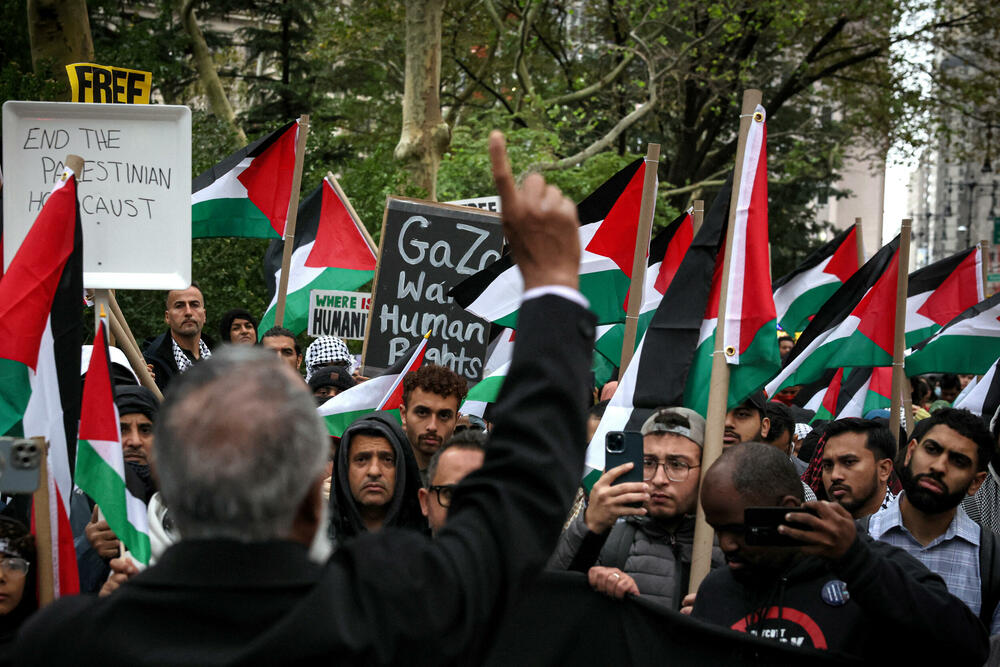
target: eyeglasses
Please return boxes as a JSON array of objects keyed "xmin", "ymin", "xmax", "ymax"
[
  {"xmin": 0, "ymin": 557, "xmax": 29, "ymax": 577},
  {"xmin": 642, "ymin": 456, "xmax": 700, "ymax": 482},
  {"xmin": 428, "ymin": 484, "xmax": 457, "ymax": 508}
]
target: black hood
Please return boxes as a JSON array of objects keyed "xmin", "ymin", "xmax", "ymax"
[{"xmin": 329, "ymin": 412, "xmax": 427, "ymax": 543}]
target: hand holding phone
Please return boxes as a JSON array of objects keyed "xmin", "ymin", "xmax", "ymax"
[{"xmin": 583, "ymin": 432, "xmax": 649, "ymax": 534}]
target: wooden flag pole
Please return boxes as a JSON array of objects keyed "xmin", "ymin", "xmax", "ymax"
[
  {"xmin": 693, "ymin": 200, "xmax": 705, "ymax": 236},
  {"xmin": 981, "ymin": 239, "xmax": 991, "ymax": 295},
  {"xmin": 619, "ymin": 144, "xmax": 660, "ymax": 378},
  {"xmin": 890, "ymin": 220, "xmax": 912, "ymax": 440},
  {"xmin": 326, "ymin": 171, "xmax": 377, "ymax": 256},
  {"xmin": 689, "ymin": 89, "xmax": 762, "ymax": 594},
  {"xmin": 855, "ymin": 217, "xmax": 865, "ymax": 266},
  {"xmin": 274, "ymin": 114, "xmax": 311, "ymax": 328},
  {"xmin": 95, "ymin": 290, "xmax": 112, "ymax": 345},
  {"xmin": 31, "ymin": 438, "xmax": 54, "ymax": 607}
]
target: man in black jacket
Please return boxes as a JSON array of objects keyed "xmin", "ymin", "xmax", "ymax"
[
  {"xmin": 14, "ymin": 131, "xmax": 595, "ymax": 666},
  {"xmin": 142, "ymin": 284, "xmax": 213, "ymax": 392},
  {"xmin": 691, "ymin": 442, "xmax": 988, "ymax": 663}
]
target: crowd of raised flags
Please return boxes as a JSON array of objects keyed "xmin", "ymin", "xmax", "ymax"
[{"xmin": 2, "ymin": 102, "xmax": 998, "ymax": 600}]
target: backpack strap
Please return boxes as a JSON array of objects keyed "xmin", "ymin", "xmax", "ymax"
[
  {"xmin": 598, "ymin": 520, "xmax": 639, "ymax": 570},
  {"xmin": 979, "ymin": 526, "xmax": 1000, "ymax": 629}
]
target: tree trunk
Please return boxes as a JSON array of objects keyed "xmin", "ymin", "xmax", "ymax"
[
  {"xmin": 394, "ymin": 0, "xmax": 449, "ymax": 200},
  {"xmin": 26, "ymin": 0, "xmax": 94, "ymax": 100},
  {"xmin": 178, "ymin": 0, "xmax": 247, "ymax": 144}
]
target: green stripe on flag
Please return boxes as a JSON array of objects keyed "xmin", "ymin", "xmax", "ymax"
[
  {"xmin": 579, "ymin": 269, "xmax": 630, "ymax": 325},
  {"xmin": 192, "ymin": 198, "xmax": 279, "ymax": 239},
  {"xmin": 0, "ymin": 359, "xmax": 31, "ymax": 438},
  {"xmin": 906, "ymin": 334, "xmax": 1000, "ymax": 376},
  {"xmin": 905, "ymin": 324, "xmax": 940, "ymax": 349},
  {"xmin": 260, "ymin": 268, "xmax": 375, "ymax": 335},
  {"xmin": 76, "ymin": 441, "xmax": 151, "ymax": 564},
  {"xmin": 325, "ymin": 408, "xmax": 401, "ymax": 438},
  {"xmin": 780, "ymin": 283, "xmax": 839, "ymax": 333},
  {"xmin": 583, "ymin": 467, "xmax": 602, "ymax": 492}
]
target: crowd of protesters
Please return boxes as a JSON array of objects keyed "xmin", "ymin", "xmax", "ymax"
[{"xmin": 1, "ymin": 133, "xmax": 998, "ymax": 665}]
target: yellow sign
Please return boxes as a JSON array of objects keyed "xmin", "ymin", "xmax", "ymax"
[{"xmin": 66, "ymin": 63, "xmax": 152, "ymax": 104}]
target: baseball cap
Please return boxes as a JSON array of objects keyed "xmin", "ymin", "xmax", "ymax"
[
  {"xmin": 308, "ymin": 365, "xmax": 356, "ymax": 393},
  {"xmin": 640, "ymin": 407, "xmax": 706, "ymax": 447}
]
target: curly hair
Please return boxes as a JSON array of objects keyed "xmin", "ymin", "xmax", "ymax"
[{"xmin": 402, "ymin": 364, "xmax": 467, "ymax": 406}]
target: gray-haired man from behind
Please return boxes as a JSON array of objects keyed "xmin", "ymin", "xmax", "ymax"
[{"xmin": 14, "ymin": 130, "xmax": 596, "ymax": 666}]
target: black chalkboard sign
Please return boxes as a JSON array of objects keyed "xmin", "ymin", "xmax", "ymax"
[{"xmin": 362, "ymin": 197, "xmax": 504, "ymax": 382}]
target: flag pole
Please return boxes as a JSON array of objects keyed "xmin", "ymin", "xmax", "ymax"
[
  {"xmin": 689, "ymin": 89, "xmax": 763, "ymax": 594},
  {"xmin": 326, "ymin": 171, "xmax": 377, "ymax": 256},
  {"xmin": 619, "ymin": 143, "xmax": 660, "ymax": 378},
  {"xmin": 981, "ymin": 238, "xmax": 991, "ymax": 296},
  {"xmin": 890, "ymin": 220, "xmax": 912, "ymax": 440},
  {"xmin": 95, "ymin": 290, "xmax": 112, "ymax": 345},
  {"xmin": 855, "ymin": 218, "xmax": 865, "ymax": 266},
  {"xmin": 31, "ymin": 438, "xmax": 54, "ymax": 607},
  {"xmin": 274, "ymin": 114, "xmax": 311, "ymax": 328},
  {"xmin": 693, "ymin": 200, "xmax": 704, "ymax": 236}
]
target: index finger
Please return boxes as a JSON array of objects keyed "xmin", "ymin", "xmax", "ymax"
[
  {"xmin": 601, "ymin": 462, "xmax": 636, "ymax": 482},
  {"xmin": 489, "ymin": 131, "xmax": 516, "ymax": 206}
]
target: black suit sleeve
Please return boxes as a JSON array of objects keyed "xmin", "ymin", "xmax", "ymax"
[{"xmin": 295, "ymin": 295, "xmax": 595, "ymax": 665}]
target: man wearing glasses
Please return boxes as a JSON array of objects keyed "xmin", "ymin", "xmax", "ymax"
[
  {"xmin": 550, "ymin": 407, "xmax": 722, "ymax": 609},
  {"xmin": 418, "ymin": 430, "xmax": 486, "ymax": 535}
]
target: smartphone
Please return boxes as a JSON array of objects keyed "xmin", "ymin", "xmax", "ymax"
[
  {"xmin": 744, "ymin": 506, "xmax": 818, "ymax": 547},
  {"xmin": 0, "ymin": 438, "xmax": 41, "ymax": 495},
  {"xmin": 605, "ymin": 430, "xmax": 644, "ymax": 486}
]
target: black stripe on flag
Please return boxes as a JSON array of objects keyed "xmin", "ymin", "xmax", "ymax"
[
  {"xmin": 772, "ymin": 226, "xmax": 855, "ymax": 290},
  {"xmin": 192, "ymin": 120, "xmax": 297, "ymax": 193},
  {"xmin": 909, "ymin": 291, "xmax": 1000, "ymax": 354}
]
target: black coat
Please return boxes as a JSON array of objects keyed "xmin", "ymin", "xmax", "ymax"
[
  {"xmin": 142, "ymin": 331, "xmax": 214, "ymax": 392},
  {"xmin": 14, "ymin": 294, "xmax": 595, "ymax": 666}
]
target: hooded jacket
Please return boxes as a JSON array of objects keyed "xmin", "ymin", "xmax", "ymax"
[{"xmin": 329, "ymin": 412, "xmax": 427, "ymax": 546}]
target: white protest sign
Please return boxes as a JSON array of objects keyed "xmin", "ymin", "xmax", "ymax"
[
  {"xmin": 446, "ymin": 195, "xmax": 501, "ymax": 213},
  {"xmin": 308, "ymin": 289, "xmax": 372, "ymax": 339},
  {"xmin": 2, "ymin": 101, "xmax": 191, "ymax": 289}
]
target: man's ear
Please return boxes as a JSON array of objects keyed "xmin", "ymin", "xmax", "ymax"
[
  {"xmin": 903, "ymin": 438, "xmax": 918, "ymax": 466},
  {"xmin": 399, "ymin": 403, "xmax": 408, "ymax": 427},
  {"xmin": 418, "ymin": 488, "xmax": 430, "ymax": 517},
  {"xmin": 969, "ymin": 471, "xmax": 988, "ymax": 497},
  {"xmin": 877, "ymin": 458, "xmax": 893, "ymax": 484},
  {"xmin": 779, "ymin": 494, "xmax": 802, "ymax": 508},
  {"xmin": 760, "ymin": 417, "xmax": 771, "ymax": 439}
]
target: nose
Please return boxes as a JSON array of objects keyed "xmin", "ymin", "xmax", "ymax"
[
  {"xmin": 830, "ymin": 464, "xmax": 845, "ymax": 482},
  {"xmin": 365, "ymin": 458, "xmax": 382, "ymax": 478},
  {"xmin": 121, "ymin": 425, "xmax": 139, "ymax": 448},
  {"xmin": 927, "ymin": 452, "xmax": 947, "ymax": 475},
  {"xmin": 651, "ymin": 462, "xmax": 670, "ymax": 485},
  {"xmin": 718, "ymin": 531, "xmax": 740, "ymax": 555},
  {"xmin": 426, "ymin": 415, "xmax": 439, "ymax": 432}
]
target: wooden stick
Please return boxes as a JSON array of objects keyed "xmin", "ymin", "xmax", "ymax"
[
  {"xmin": 981, "ymin": 239, "xmax": 990, "ymax": 296},
  {"xmin": 31, "ymin": 438, "xmax": 54, "ymax": 607},
  {"xmin": 689, "ymin": 89, "xmax": 762, "ymax": 594},
  {"xmin": 95, "ymin": 290, "xmax": 113, "ymax": 346},
  {"xmin": 619, "ymin": 144, "xmax": 660, "ymax": 378},
  {"xmin": 855, "ymin": 217, "xmax": 865, "ymax": 267},
  {"xmin": 360, "ymin": 198, "xmax": 393, "ymax": 374},
  {"xmin": 64, "ymin": 155, "xmax": 84, "ymax": 179},
  {"xmin": 106, "ymin": 291, "xmax": 142, "ymax": 361},
  {"xmin": 692, "ymin": 200, "xmax": 704, "ymax": 236},
  {"xmin": 107, "ymin": 310, "xmax": 164, "ymax": 401},
  {"xmin": 889, "ymin": 220, "xmax": 912, "ymax": 441},
  {"xmin": 274, "ymin": 114, "xmax": 311, "ymax": 328},
  {"xmin": 326, "ymin": 171, "xmax": 377, "ymax": 256}
]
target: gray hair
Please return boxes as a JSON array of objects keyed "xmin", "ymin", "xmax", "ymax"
[{"xmin": 153, "ymin": 346, "xmax": 328, "ymax": 541}]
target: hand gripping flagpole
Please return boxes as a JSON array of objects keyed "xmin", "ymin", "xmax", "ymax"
[
  {"xmin": 689, "ymin": 89, "xmax": 762, "ymax": 594},
  {"xmin": 274, "ymin": 114, "xmax": 311, "ymax": 328},
  {"xmin": 619, "ymin": 143, "xmax": 660, "ymax": 377},
  {"xmin": 890, "ymin": 220, "xmax": 912, "ymax": 440}
]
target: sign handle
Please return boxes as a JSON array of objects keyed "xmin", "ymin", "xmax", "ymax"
[
  {"xmin": 692, "ymin": 200, "xmax": 704, "ymax": 236},
  {"xmin": 31, "ymin": 438, "xmax": 54, "ymax": 607},
  {"xmin": 274, "ymin": 114, "xmax": 311, "ymax": 328},
  {"xmin": 855, "ymin": 217, "xmax": 865, "ymax": 266},
  {"xmin": 889, "ymin": 220, "xmax": 912, "ymax": 440}
]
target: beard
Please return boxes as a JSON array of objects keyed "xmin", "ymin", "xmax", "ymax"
[
  {"xmin": 900, "ymin": 462, "xmax": 968, "ymax": 514},
  {"xmin": 828, "ymin": 474, "xmax": 879, "ymax": 515}
]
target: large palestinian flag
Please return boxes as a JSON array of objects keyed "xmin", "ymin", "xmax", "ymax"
[
  {"xmin": 191, "ymin": 120, "xmax": 299, "ymax": 238},
  {"xmin": 685, "ymin": 104, "xmax": 780, "ymax": 414},
  {"xmin": 773, "ymin": 226, "xmax": 859, "ymax": 334},
  {"xmin": 0, "ymin": 165, "xmax": 83, "ymax": 597},
  {"xmin": 259, "ymin": 176, "xmax": 377, "ymax": 336},
  {"xmin": 905, "ymin": 292, "xmax": 1000, "ymax": 376},
  {"xmin": 905, "ymin": 245, "xmax": 984, "ymax": 347},
  {"xmin": 450, "ymin": 157, "xmax": 652, "ymax": 327},
  {"xmin": 594, "ymin": 210, "xmax": 693, "ymax": 367},
  {"xmin": 801, "ymin": 366, "xmax": 893, "ymax": 421},
  {"xmin": 765, "ymin": 236, "xmax": 901, "ymax": 397},
  {"xmin": 75, "ymin": 319, "xmax": 151, "ymax": 565},
  {"xmin": 318, "ymin": 334, "xmax": 428, "ymax": 437}
]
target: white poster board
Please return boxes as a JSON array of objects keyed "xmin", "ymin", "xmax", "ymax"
[
  {"xmin": 308, "ymin": 289, "xmax": 371, "ymax": 339},
  {"xmin": 446, "ymin": 195, "xmax": 501, "ymax": 213},
  {"xmin": 2, "ymin": 101, "xmax": 191, "ymax": 289}
]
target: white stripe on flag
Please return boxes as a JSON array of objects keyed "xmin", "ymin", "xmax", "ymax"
[
  {"xmin": 191, "ymin": 158, "xmax": 252, "ymax": 203},
  {"xmin": 585, "ymin": 335, "xmax": 646, "ymax": 472}
]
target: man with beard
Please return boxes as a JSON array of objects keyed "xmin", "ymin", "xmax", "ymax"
[
  {"xmin": 867, "ymin": 408, "xmax": 1000, "ymax": 633},
  {"xmin": 722, "ymin": 391, "xmax": 770, "ymax": 447},
  {"xmin": 821, "ymin": 418, "xmax": 896, "ymax": 518},
  {"xmin": 692, "ymin": 442, "xmax": 988, "ymax": 662},
  {"xmin": 143, "ymin": 284, "xmax": 212, "ymax": 392},
  {"xmin": 399, "ymin": 365, "xmax": 467, "ymax": 486}
]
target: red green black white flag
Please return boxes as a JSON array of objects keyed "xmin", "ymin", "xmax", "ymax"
[
  {"xmin": 905, "ymin": 291, "xmax": 1000, "ymax": 376},
  {"xmin": 905, "ymin": 244, "xmax": 984, "ymax": 347}
]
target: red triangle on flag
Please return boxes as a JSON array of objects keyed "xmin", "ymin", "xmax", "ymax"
[
  {"xmin": 653, "ymin": 214, "xmax": 693, "ymax": 295},
  {"xmin": 824, "ymin": 226, "xmax": 860, "ymax": 284},
  {"xmin": 917, "ymin": 248, "xmax": 981, "ymax": 327},
  {"xmin": 237, "ymin": 122, "xmax": 298, "ymax": 238},
  {"xmin": 822, "ymin": 368, "xmax": 845, "ymax": 416},
  {"xmin": 583, "ymin": 162, "xmax": 646, "ymax": 277},
  {"xmin": 305, "ymin": 179, "xmax": 377, "ymax": 271},
  {"xmin": 79, "ymin": 322, "xmax": 120, "ymax": 442},
  {"xmin": 854, "ymin": 250, "xmax": 900, "ymax": 357}
]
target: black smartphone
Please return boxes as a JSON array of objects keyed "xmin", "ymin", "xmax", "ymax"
[
  {"xmin": 605, "ymin": 430, "xmax": 644, "ymax": 486},
  {"xmin": 744, "ymin": 506, "xmax": 818, "ymax": 547}
]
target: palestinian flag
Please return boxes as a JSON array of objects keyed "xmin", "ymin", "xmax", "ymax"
[
  {"xmin": 75, "ymin": 319, "xmax": 151, "ymax": 564},
  {"xmin": 191, "ymin": 120, "xmax": 299, "ymax": 238},
  {"xmin": 450, "ymin": 157, "xmax": 652, "ymax": 326},
  {"xmin": 765, "ymin": 235, "xmax": 901, "ymax": 397},
  {"xmin": 461, "ymin": 361, "xmax": 510, "ymax": 418},
  {"xmin": 905, "ymin": 292, "xmax": 1000, "ymax": 376},
  {"xmin": 773, "ymin": 226, "xmax": 859, "ymax": 334},
  {"xmin": 954, "ymin": 358, "xmax": 1000, "ymax": 418},
  {"xmin": 685, "ymin": 104, "xmax": 780, "ymax": 415},
  {"xmin": 805, "ymin": 366, "xmax": 892, "ymax": 421},
  {"xmin": 483, "ymin": 328, "xmax": 515, "ymax": 378},
  {"xmin": 318, "ymin": 334, "xmax": 428, "ymax": 437},
  {"xmin": 259, "ymin": 176, "xmax": 377, "ymax": 335},
  {"xmin": 593, "ymin": 210, "xmax": 694, "ymax": 366},
  {"xmin": 905, "ymin": 245, "xmax": 984, "ymax": 347},
  {"xmin": 0, "ymin": 165, "xmax": 82, "ymax": 597}
]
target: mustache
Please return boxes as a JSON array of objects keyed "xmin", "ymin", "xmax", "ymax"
[{"xmin": 828, "ymin": 483, "xmax": 851, "ymax": 494}]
